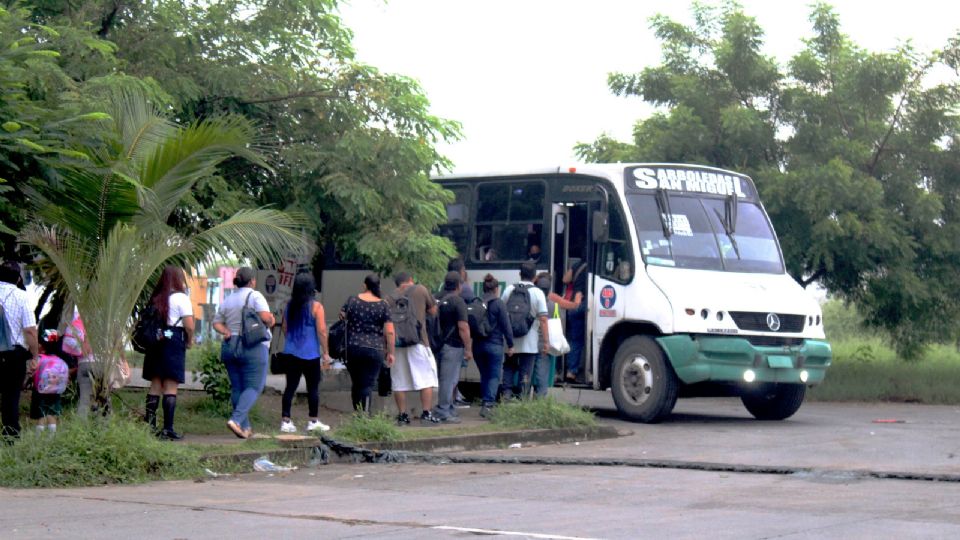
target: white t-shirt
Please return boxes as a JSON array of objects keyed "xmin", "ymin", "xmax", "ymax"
[
  {"xmin": 168, "ymin": 292, "xmax": 193, "ymax": 327},
  {"xmin": 500, "ymin": 281, "xmax": 549, "ymax": 354},
  {"xmin": 0, "ymin": 282, "xmax": 37, "ymax": 348}
]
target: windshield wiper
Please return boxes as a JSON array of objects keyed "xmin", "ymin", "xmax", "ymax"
[
  {"xmin": 714, "ymin": 193, "xmax": 741, "ymax": 259},
  {"xmin": 654, "ymin": 188, "xmax": 673, "ymax": 238}
]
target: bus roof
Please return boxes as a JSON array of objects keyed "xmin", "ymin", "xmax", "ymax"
[{"xmin": 432, "ymin": 163, "xmax": 754, "ymax": 182}]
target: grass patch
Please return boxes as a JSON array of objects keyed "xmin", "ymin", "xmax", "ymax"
[
  {"xmin": 489, "ymin": 398, "xmax": 596, "ymax": 430},
  {"xmin": 809, "ymin": 337, "xmax": 960, "ymax": 404},
  {"xmin": 0, "ymin": 415, "xmax": 204, "ymax": 488},
  {"xmin": 332, "ymin": 412, "xmax": 403, "ymax": 443}
]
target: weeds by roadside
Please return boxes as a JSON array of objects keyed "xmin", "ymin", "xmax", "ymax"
[
  {"xmin": 488, "ymin": 398, "xmax": 596, "ymax": 430},
  {"xmin": 0, "ymin": 415, "xmax": 204, "ymax": 488},
  {"xmin": 332, "ymin": 412, "xmax": 403, "ymax": 443}
]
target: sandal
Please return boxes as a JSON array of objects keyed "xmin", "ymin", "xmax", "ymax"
[{"xmin": 227, "ymin": 420, "xmax": 248, "ymax": 439}]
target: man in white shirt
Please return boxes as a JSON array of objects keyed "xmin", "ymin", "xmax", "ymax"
[
  {"xmin": 500, "ymin": 261, "xmax": 549, "ymax": 400},
  {"xmin": 0, "ymin": 261, "xmax": 38, "ymax": 440}
]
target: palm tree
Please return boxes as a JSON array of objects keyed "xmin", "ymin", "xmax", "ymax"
[{"xmin": 18, "ymin": 90, "xmax": 308, "ymax": 410}]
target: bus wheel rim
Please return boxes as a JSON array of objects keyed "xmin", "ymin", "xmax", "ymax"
[{"xmin": 623, "ymin": 355, "xmax": 654, "ymax": 406}]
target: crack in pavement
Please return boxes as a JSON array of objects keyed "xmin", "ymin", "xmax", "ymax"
[{"xmin": 321, "ymin": 436, "xmax": 960, "ymax": 484}]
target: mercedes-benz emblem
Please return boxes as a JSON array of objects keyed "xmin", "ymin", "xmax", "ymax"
[{"xmin": 766, "ymin": 313, "xmax": 781, "ymax": 332}]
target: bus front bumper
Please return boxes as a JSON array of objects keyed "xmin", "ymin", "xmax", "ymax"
[{"xmin": 656, "ymin": 335, "xmax": 832, "ymax": 386}]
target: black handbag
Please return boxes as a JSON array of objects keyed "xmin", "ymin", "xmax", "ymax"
[
  {"xmin": 328, "ymin": 320, "xmax": 347, "ymax": 360},
  {"xmin": 241, "ymin": 292, "xmax": 271, "ymax": 347}
]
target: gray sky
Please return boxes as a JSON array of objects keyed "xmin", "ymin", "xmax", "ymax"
[{"xmin": 339, "ymin": 1, "xmax": 959, "ymax": 173}]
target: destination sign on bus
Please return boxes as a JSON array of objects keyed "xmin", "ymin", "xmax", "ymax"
[{"xmin": 625, "ymin": 166, "xmax": 757, "ymax": 199}]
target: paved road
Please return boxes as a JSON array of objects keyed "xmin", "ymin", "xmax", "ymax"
[{"xmin": 5, "ymin": 397, "xmax": 960, "ymax": 538}]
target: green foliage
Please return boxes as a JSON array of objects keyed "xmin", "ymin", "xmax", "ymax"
[
  {"xmin": 193, "ymin": 342, "xmax": 231, "ymax": 405},
  {"xmin": 0, "ymin": 416, "xmax": 203, "ymax": 488},
  {"xmin": 332, "ymin": 412, "xmax": 403, "ymax": 443},
  {"xmin": 17, "ymin": 89, "xmax": 307, "ymax": 409},
  {"xmin": 489, "ymin": 398, "xmax": 596, "ymax": 430},
  {"xmin": 809, "ymin": 337, "xmax": 960, "ymax": 403},
  {"xmin": 580, "ymin": 1, "xmax": 960, "ymax": 358}
]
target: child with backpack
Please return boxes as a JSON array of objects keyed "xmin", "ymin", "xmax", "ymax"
[{"xmin": 30, "ymin": 330, "xmax": 69, "ymax": 434}]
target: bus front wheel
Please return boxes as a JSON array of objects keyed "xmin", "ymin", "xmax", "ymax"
[
  {"xmin": 740, "ymin": 383, "xmax": 806, "ymax": 420},
  {"xmin": 610, "ymin": 337, "xmax": 678, "ymax": 423}
]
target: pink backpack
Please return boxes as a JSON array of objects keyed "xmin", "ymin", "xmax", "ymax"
[
  {"xmin": 61, "ymin": 317, "xmax": 85, "ymax": 357},
  {"xmin": 34, "ymin": 354, "xmax": 69, "ymax": 394}
]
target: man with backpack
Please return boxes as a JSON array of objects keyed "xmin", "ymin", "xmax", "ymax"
[
  {"xmin": 0, "ymin": 261, "xmax": 39, "ymax": 441},
  {"xmin": 500, "ymin": 262, "xmax": 549, "ymax": 400},
  {"xmin": 387, "ymin": 272, "xmax": 439, "ymax": 425},
  {"xmin": 433, "ymin": 271, "xmax": 473, "ymax": 423}
]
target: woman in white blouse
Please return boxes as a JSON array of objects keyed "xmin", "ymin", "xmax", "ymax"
[{"xmin": 142, "ymin": 265, "xmax": 194, "ymax": 440}]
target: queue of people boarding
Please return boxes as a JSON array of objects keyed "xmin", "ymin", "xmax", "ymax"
[{"xmin": 0, "ymin": 255, "xmax": 583, "ymax": 443}]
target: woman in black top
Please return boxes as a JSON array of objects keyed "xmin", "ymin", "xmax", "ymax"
[
  {"xmin": 473, "ymin": 274, "xmax": 514, "ymax": 415},
  {"xmin": 340, "ymin": 274, "xmax": 395, "ymax": 412}
]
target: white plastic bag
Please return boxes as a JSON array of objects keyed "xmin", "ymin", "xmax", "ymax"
[{"xmin": 547, "ymin": 305, "xmax": 570, "ymax": 356}]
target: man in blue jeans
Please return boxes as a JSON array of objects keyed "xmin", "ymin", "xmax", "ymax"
[
  {"xmin": 500, "ymin": 262, "xmax": 549, "ymax": 400},
  {"xmin": 434, "ymin": 271, "xmax": 473, "ymax": 423}
]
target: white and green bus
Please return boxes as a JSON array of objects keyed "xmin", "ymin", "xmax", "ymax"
[{"xmin": 321, "ymin": 163, "xmax": 831, "ymax": 422}]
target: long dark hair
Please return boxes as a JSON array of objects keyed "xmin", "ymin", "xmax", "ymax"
[
  {"xmin": 286, "ymin": 273, "xmax": 316, "ymax": 341},
  {"xmin": 150, "ymin": 265, "xmax": 187, "ymax": 321},
  {"xmin": 363, "ymin": 273, "xmax": 382, "ymax": 299}
]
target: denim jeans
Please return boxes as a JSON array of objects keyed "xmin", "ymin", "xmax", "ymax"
[
  {"xmin": 434, "ymin": 344, "xmax": 463, "ymax": 419},
  {"xmin": 474, "ymin": 340, "xmax": 504, "ymax": 407},
  {"xmin": 222, "ymin": 337, "xmax": 268, "ymax": 430},
  {"xmin": 501, "ymin": 352, "xmax": 537, "ymax": 400},
  {"xmin": 565, "ymin": 311, "xmax": 586, "ymax": 378},
  {"xmin": 532, "ymin": 354, "xmax": 555, "ymax": 397}
]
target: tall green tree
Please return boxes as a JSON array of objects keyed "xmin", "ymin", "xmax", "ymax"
[
  {"xmin": 19, "ymin": 90, "xmax": 307, "ymax": 408},
  {"xmin": 577, "ymin": 2, "xmax": 960, "ymax": 358},
  {"xmin": 19, "ymin": 0, "xmax": 461, "ymax": 281}
]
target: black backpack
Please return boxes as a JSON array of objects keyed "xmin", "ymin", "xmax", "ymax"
[
  {"xmin": 391, "ymin": 288, "xmax": 422, "ymax": 347},
  {"xmin": 465, "ymin": 296, "xmax": 493, "ymax": 338},
  {"xmin": 131, "ymin": 304, "xmax": 165, "ymax": 353},
  {"xmin": 505, "ymin": 283, "xmax": 535, "ymax": 338}
]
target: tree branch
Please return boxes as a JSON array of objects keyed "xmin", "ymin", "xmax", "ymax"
[
  {"xmin": 867, "ymin": 62, "xmax": 930, "ymax": 175},
  {"xmin": 239, "ymin": 90, "xmax": 337, "ymax": 106},
  {"xmin": 800, "ymin": 268, "xmax": 826, "ymax": 288}
]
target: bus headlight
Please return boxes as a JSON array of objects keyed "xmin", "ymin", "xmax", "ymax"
[
  {"xmin": 743, "ymin": 370, "xmax": 756, "ymax": 383},
  {"xmin": 800, "ymin": 370, "xmax": 809, "ymax": 383}
]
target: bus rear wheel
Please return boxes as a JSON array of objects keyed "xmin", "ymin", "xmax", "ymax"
[
  {"xmin": 611, "ymin": 337, "xmax": 678, "ymax": 423},
  {"xmin": 741, "ymin": 383, "xmax": 806, "ymax": 420}
]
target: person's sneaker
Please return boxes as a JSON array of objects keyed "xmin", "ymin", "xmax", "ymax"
[
  {"xmin": 439, "ymin": 414, "xmax": 462, "ymax": 424},
  {"xmin": 479, "ymin": 406, "xmax": 491, "ymax": 419},
  {"xmin": 159, "ymin": 429, "xmax": 183, "ymax": 441},
  {"xmin": 330, "ymin": 361, "xmax": 346, "ymax": 371},
  {"xmin": 306, "ymin": 419, "xmax": 331, "ymax": 432},
  {"xmin": 454, "ymin": 398, "xmax": 471, "ymax": 409},
  {"xmin": 396, "ymin": 412, "xmax": 411, "ymax": 426},
  {"xmin": 419, "ymin": 410, "xmax": 440, "ymax": 425},
  {"xmin": 280, "ymin": 419, "xmax": 297, "ymax": 433}
]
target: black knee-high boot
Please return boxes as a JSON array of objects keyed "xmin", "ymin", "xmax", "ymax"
[
  {"xmin": 160, "ymin": 394, "xmax": 182, "ymax": 440},
  {"xmin": 144, "ymin": 394, "xmax": 160, "ymax": 431}
]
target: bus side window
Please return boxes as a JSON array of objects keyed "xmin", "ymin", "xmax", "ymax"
[
  {"xmin": 473, "ymin": 181, "xmax": 545, "ymax": 262},
  {"xmin": 439, "ymin": 184, "xmax": 472, "ymax": 257},
  {"xmin": 597, "ymin": 200, "xmax": 634, "ymax": 283}
]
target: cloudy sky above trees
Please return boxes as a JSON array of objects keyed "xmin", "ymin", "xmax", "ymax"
[{"xmin": 341, "ymin": 0, "xmax": 959, "ymax": 172}]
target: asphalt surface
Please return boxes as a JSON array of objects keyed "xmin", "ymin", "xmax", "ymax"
[{"xmin": 4, "ymin": 396, "xmax": 960, "ymax": 539}]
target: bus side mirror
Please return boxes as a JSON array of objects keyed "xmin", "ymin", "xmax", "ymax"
[{"xmin": 592, "ymin": 210, "xmax": 609, "ymax": 243}]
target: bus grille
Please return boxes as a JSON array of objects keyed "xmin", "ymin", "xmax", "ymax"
[
  {"xmin": 744, "ymin": 336, "xmax": 804, "ymax": 347},
  {"xmin": 729, "ymin": 311, "xmax": 806, "ymax": 333}
]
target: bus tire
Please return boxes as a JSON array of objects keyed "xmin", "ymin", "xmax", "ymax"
[
  {"xmin": 610, "ymin": 336, "xmax": 678, "ymax": 423},
  {"xmin": 741, "ymin": 383, "xmax": 806, "ymax": 420}
]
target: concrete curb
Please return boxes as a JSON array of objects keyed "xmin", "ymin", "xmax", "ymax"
[
  {"xmin": 355, "ymin": 425, "xmax": 621, "ymax": 453},
  {"xmin": 200, "ymin": 425, "xmax": 623, "ymax": 469}
]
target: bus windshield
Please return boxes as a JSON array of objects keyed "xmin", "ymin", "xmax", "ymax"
[{"xmin": 627, "ymin": 193, "xmax": 784, "ymax": 273}]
